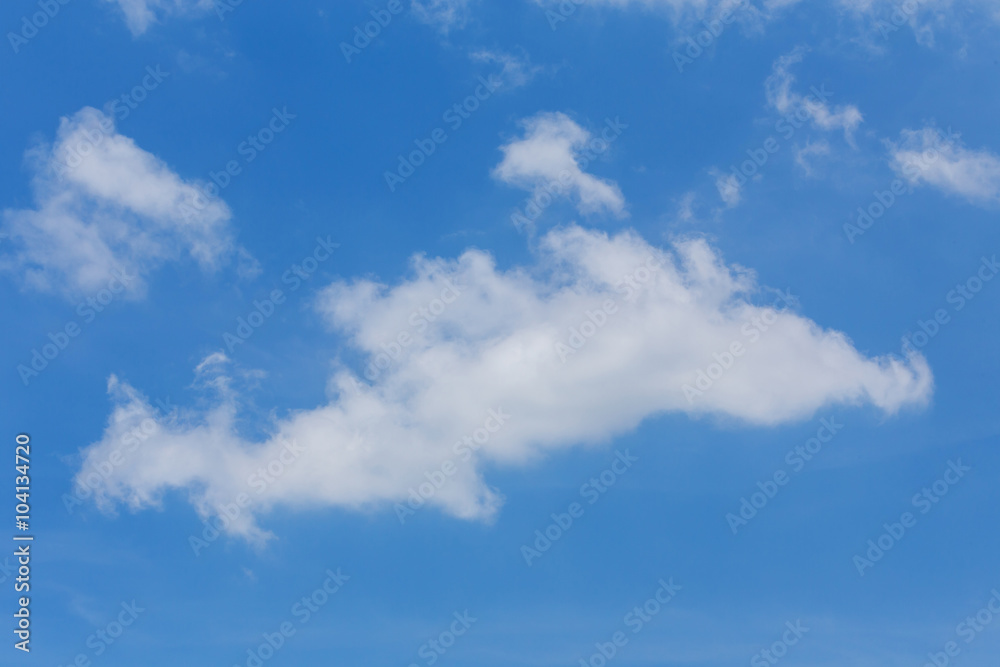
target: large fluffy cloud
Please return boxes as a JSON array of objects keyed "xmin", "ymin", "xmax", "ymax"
[
  {"xmin": 73, "ymin": 226, "xmax": 931, "ymax": 541},
  {"xmin": 1, "ymin": 107, "xmax": 247, "ymax": 298}
]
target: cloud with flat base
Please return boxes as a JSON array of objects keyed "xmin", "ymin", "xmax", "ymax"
[{"xmin": 73, "ymin": 225, "xmax": 932, "ymax": 542}]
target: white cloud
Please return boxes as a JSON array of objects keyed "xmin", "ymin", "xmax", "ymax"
[
  {"xmin": 795, "ymin": 139, "xmax": 831, "ymax": 176},
  {"xmin": 106, "ymin": 0, "xmax": 214, "ymax": 36},
  {"xmin": 534, "ymin": 0, "xmax": 995, "ymax": 41},
  {"xmin": 677, "ymin": 191, "xmax": 698, "ymax": 221},
  {"xmin": 493, "ymin": 112, "xmax": 627, "ymax": 217},
  {"xmin": 536, "ymin": 0, "xmax": 790, "ymax": 30},
  {"xmin": 711, "ymin": 169, "xmax": 743, "ymax": 207},
  {"xmin": 888, "ymin": 127, "xmax": 1000, "ymax": 205},
  {"xmin": 538, "ymin": 0, "xmax": 748, "ymax": 15},
  {"xmin": 763, "ymin": 0, "xmax": 803, "ymax": 9},
  {"xmin": 469, "ymin": 49, "xmax": 544, "ymax": 89},
  {"xmin": 765, "ymin": 48, "xmax": 864, "ymax": 144},
  {"xmin": 411, "ymin": 0, "xmax": 473, "ymax": 32},
  {"xmin": 1, "ymin": 107, "xmax": 243, "ymax": 298},
  {"xmin": 74, "ymin": 225, "xmax": 932, "ymax": 540},
  {"xmin": 835, "ymin": 0, "xmax": 972, "ymax": 45},
  {"xmin": 834, "ymin": 0, "xmax": 1000, "ymax": 45},
  {"xmin": 555, "ymin": 0, "xmax": 720, "ymax": 7}
]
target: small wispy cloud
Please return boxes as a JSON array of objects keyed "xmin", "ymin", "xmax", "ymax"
[
  {"xmin": 411, "ymin": 0, "xmax": 473, "ymax": 32},
  {"xmin": 469, "ymin": 49, "xmax": 545, "ymax": 89},
  {"xmin": 888, "ymin": 127, "xmax": 1000, "ymax": 206},
  {"xmin": 766, "ymin": 47, "xmax": 863, "ymax": 145},
  {"xmin": 711, "ymin": 169, "xmax": 743, "ymax": 208}
]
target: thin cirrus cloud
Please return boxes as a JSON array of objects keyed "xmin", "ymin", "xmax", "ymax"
[
  {"xmin": 795, "ymin": 139, "xmax": 832, "ymax": 177},
  {"xmin": 710, "ymin": 48, "xmax": 862, "ymax": 209},
  {"xmin": 534, "ymin": 0, "xmax": 752, "ymax": 15},
  {"xmin": 74, "ymin": 225, "xmax": 932, "ymax": 542},
  {"xmin": 532, "ymin": 0, "xmax": 796, "ymax": 30},
  {"xmin": 469, "ymin": 49, "xmax": 544, "ymax": 89},
  {"xmin": 0, "ymin": 106, "xmax": 251, "ymax": 299},
  {"xmin": 108, "ymin": 0, "xmax": 470, "ymax": 35},
  {"xmin": 888, "ymin": 127, "xmax": 1000, "ymax": 206},
  {"xmin": 492, "ymin": 112, "xmax": 627, "ymax": 217},
  {"xmin": 711, "ymin": 170, "xmax": 743, "ymax": 208},
  {"xmin": 765, "ymin": 47, "xmax": 864, "ymax": 145},
  {"xmin": 106, "ymin": 0, "xmax": 215, "ymax": 35},
  {"xmin": 545, "ymin": 0, "xmax": 995, "ymax": 33},
  {"xmin": 411, "ymin": 0, "xmax": 474, "ymax": 32},
  {"xmin": 836, "ymin": 0, "xmax": 1000, "ymax": 44}
]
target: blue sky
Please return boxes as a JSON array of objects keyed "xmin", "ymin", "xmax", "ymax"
[{"xmin": 2, "ymin": 0, "xmax": 1000, "ymax": 665}]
